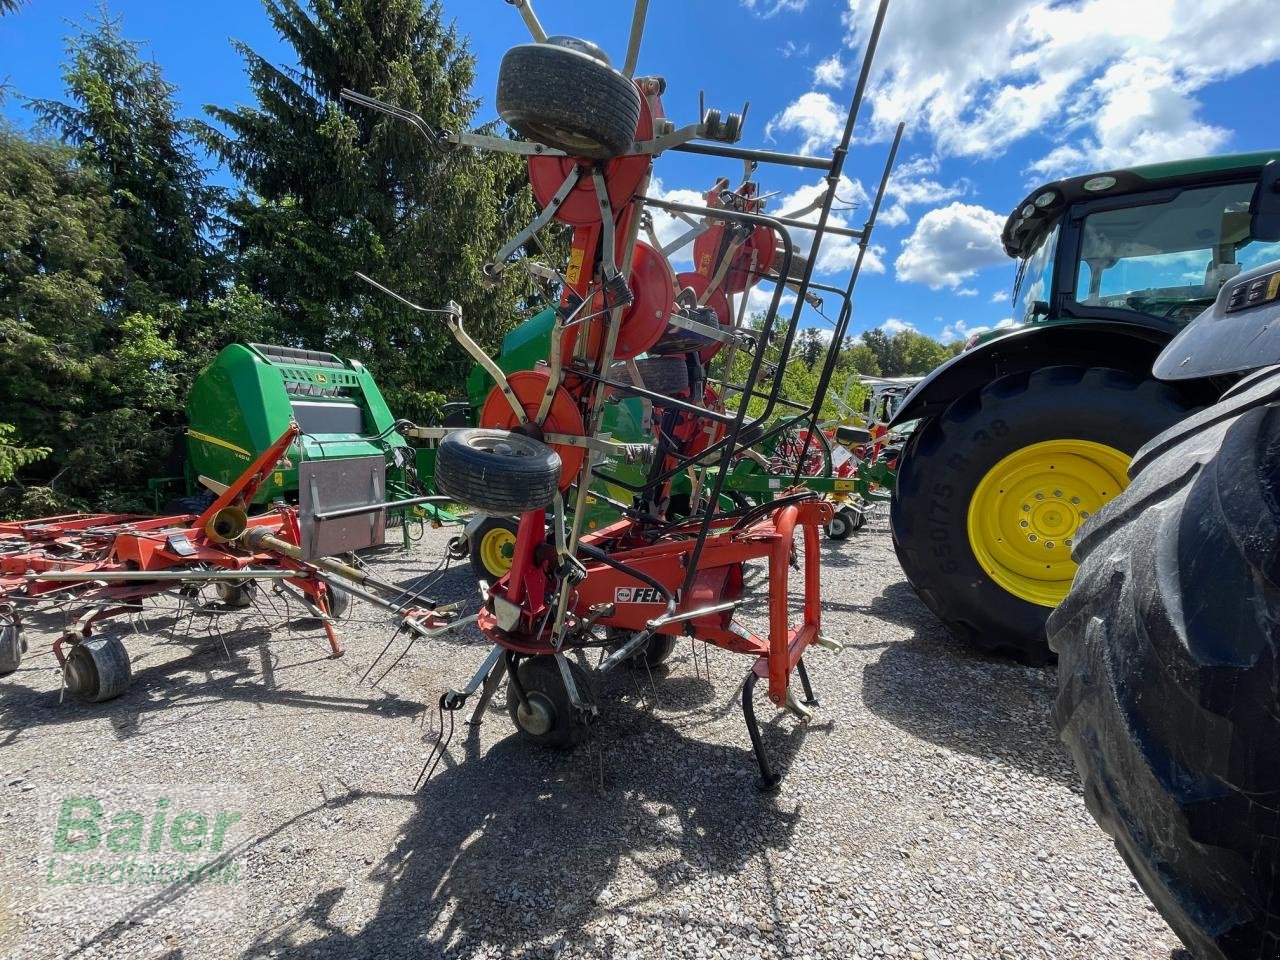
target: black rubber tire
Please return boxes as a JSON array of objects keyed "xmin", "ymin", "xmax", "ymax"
[
  {"xmin": 620, "ymin": 632, "xmax": 677, "ymax": 670},
  {"xmin": 64, "ymin": 635, "xmax": 132, "ymax": 703},
  {"xmin": 610, "ymin": 356, "xmax": 690, "ymax": 398},
  {"xmin": 435, "ymin": 428, "xmax": 561, "ymax": 514},
  {"xmin": 324, "ymin": 583, "xmax": 351, "ymax": 620},
  {"xmin": 825, "ymin": 510, "xmax": 852, "ymax": 541},
  {"xmin": 0, "ymin": 620, "xmax": 24, "ymax": 676},
  {"xmin": 1048, "ymin": 366, "xmax": 1280, "ymax": 960},
  {"xmin": 496, "ymin": 42, "xmax": 641, "ymax": 159},
  {"xmin": 506, "ymin": 656, "xmax": 594, "ymax": 750},
  {"xmin": 163, "ymin": 492, "xmax": 215, "ymax": 516},
  {"xmin": 468, "ymin": 516, "xmax": 521, "ymax": 582},
  {"xmin": 891, "ymin": 366, "xmax": 1197, "ymax": 664}
]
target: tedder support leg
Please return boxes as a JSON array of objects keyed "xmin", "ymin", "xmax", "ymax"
[
  {"xmin": 796, "ymin": 657, "xmax": 818, "ymax": 707},
  {"xmin": 742, "ymin": 670, "xmax": 782, "ymax": 791}
]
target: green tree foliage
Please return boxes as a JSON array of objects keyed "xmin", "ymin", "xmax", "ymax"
[
  {"xmin": 208, "ymin": 0, "xmax": 546, "ymax": 422},
  {"xmin": 859, "ymin": 325, "xmax": 952, "ymax": 376},
  {"xmin": 29, "ymin": 8, "xmax": 225, "ymax": 312},
  {"xmin": 0, "ymin": 0, "xmax": 27, "ymax": 16},
  {"xmin": 0, "ymin": 424, "xmax": 49, "ymax": 483}
]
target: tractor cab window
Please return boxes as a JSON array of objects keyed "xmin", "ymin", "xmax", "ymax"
[
  {"xmin": 1073, "ymin": 182, "xmax": 1280, "ymax": 325},
  {"xmin": 1016, "ymin": 223, "xmax": 1059, "ymax": 324}
]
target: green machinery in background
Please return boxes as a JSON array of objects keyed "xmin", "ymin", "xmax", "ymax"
[{"xmin": 153, "ymin": 342, "xmax": 451, "ymax": 535}]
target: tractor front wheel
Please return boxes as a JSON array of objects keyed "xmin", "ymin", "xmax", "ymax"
[
  {"xmin": 891, "ymin": 366, "xmax": 1195, "ymax": 664},
  {"xmin": 469, "ymin": 516, "xmax": 520, "ymax": 582}
]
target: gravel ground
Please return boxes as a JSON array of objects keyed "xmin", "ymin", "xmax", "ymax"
[{"xmin": 0, "ymin": 512, "xmax": 1181, "ymax": 960}]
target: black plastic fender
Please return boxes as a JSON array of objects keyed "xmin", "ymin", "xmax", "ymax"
[{"xmin": 888, "ymin": 321, "xmax": 1197, "ymax": 428}]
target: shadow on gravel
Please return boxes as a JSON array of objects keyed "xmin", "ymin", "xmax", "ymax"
[
  {"xmin": 0, "ymin": 623, "xmax": 421, "ymax": 746},
  {"xmin": 859, "ymin": 580, "xmax": 1076, "ymax": 786},
  {"xmin": 238, "ymin": 675, "xmax": 808, "ymax": 959}
]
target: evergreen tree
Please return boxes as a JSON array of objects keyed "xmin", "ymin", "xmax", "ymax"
[
  {"xmin": 208, "ymin": 0, "xmax": 544, "ymax": 421},
  {"xmin": 0, "ymin": 1, "xmax": 27, "ymax": 16},
  {"xmin": 29, "ymin": 8, "xmax": 225, "ymax": 312}
]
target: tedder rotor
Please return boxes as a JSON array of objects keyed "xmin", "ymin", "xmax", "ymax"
[{"xmin": 342, "ymin": 0, "xmax": 901, "ymax": 787}]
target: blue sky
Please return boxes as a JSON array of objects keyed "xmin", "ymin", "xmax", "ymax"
[{"xmin": 3, "ymin": 0, "xmax": 1279, "ymax": 344}]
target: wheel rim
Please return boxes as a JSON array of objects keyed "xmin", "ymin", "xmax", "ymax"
[
  {"xmin": 967, "ymin": 439, "xmax": 1130, "ymax": 608},
  {"xmin": 516, "ymin": 692, "xmax": 556, "ymax": 736},
  {"xmin": 479, "ymin": 527, "xmax": 517, "ymax": 578}
]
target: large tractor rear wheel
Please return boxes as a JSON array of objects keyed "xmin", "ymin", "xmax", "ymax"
[
  {"xmin": 1048, "ymin": 367, "xmax": 1280, "ymax": 960},
  {"xmin": 891, "ymin": 365, "xmax": 1195, "ymax": 663}
]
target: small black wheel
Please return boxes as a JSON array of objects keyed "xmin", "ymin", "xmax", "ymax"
[
  {"xmin": 323, "ymin": 583, "xmax": 351, "ymax": 620},
  {"xmin": 435, "ymin": 428, "xmax": 561, "ymax": 514},
  {"xmin": 163, "ymin": 492, "xmax": 216, "ymax": 516},
  {"xmin": 506, "ymin": 656, "xmax": 594, "ymax": 750},
  {"xmin": 627, "ymin": 633, "xmax": 677, "ymax": 670},
  {"xmin": 610, "ymin": 356, "xmax": 690, "ymax": 397},
  {"xmin": 0, "ymin": 618, "xmax": 25, "ymax": 676},
  {"xmin": 214, "ymin": 580, "xmax": 256, "ymax": 608},
  {"xmin": 496, "ymin": 41, "xmax": 641, "ymax": 159},
  {"xmin": 469, "ymin": 516, "xmax": 521, "ymax": 581},
  {"xmin": 64, "ymin": 635, "xmax": 132, "ymax": 703},
  {"xmin": 825, "ymin": 510, "xmax": 852, "ymax": 541}
]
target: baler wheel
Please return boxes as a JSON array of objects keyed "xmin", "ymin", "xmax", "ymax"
[
  {"xmin": 497, "ymin": 40, "xmax": 641, "ymax": 159},
  {"xmin": 436, "ymin": 428, "xmax": 561, "ymax": 515},
  {"xmin": 63, "ymin": 635, "xmax": 132, "ymax": 703}
]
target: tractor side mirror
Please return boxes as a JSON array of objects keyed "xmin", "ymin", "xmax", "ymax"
[{"xmin": 1250, "ymin": 160, "xmax": 1280, "ymax": 241}]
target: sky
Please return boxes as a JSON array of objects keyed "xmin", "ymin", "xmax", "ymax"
[{"xmin": 3, "ymin": 0, "xmax": 1279, "ymax": 345}]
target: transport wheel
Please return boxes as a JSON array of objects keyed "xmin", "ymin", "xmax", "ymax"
[
  {"xmin": 1049, "ymin": 367, "xmax": 1280, "ymax": 960},
  {"xmin": 496, "ymin": 39, "xmax": 641, "ymax": 159},
  {"xmin": 435, "ymin": 428, "xmax": 561, "ymax": 515},
  {"xmin": 469, "ymin": 516, "xmax": 520, "ymax": 581},
  {"xmin": 0, "ymin": 618, "xmax": 25, "ymax": 676},
  {"xmin": 214, "ymin": 580, "xmax": 256, "ymax": 608},
  {"xmin": 610, "ymin": 356, "xmax": 691, "ymax": 397},
  {"xmin": 825, "ymin": 510, "xmax": 852, "ymax": 541},
  {"xmin": 63, "ymin": 635, "xmax": 132, "ymax": 703},
  {"xmin": 891, "ymin": 366, "xmax": 1195, "ymax": 664},
  {"xmin": 506, "ymin": 656, "xmax": 594, "ymax": 750}
]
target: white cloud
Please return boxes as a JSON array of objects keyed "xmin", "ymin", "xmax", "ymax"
[
  {"xmin": 813, "ymin": 55, "xmax": 847, "ymax": 88},
  {"xmin": 956, "ymin": 287, "xmax": 978, "ymax": 297},
  {"xmin": 990, "ymin": 290, "xmax": 1008, "ymax": 303},
  {"xmin": 875, "ymin": 154, "xmax": 970, "ymax": 229},
  {"xmin": 881, "ymin": 317, "xmax": 915, "ymax": 334},
  {"xmin": 746, "ymin": 286, "xmax": 797, "ymax": 315},
  {"xmin": 764, "ymin": 91, "xmax": 843, "ymax": 155},
  {"xmin": 646, "ymin": 177, "xmax": 710, "ymax": 268},
  {"xmin": 807, "ymin": 0, "xmax": 1280, "ymax": 176},
  {"xmin": 938, "ymin": 316, "xmax": 1016, "ymax": 345},
  {"xmin": 766, "ymin": 176, "xmax": 887, "ymax": 278},
  {"xmin": 777, "ymin": 40, "xmax": 812, "ymax": 59},
  {"xmin": 895, "ymin": 202, "xmax": 1007, "ymax": 289},
  {"xmin": 742, "ymin": 0, "xmax": 808, "ymax": 17}
]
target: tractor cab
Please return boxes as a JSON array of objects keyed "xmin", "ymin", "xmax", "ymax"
[{"xmin": 1001, "ymin": 153, "xmax": 1280, "ymax": 336}]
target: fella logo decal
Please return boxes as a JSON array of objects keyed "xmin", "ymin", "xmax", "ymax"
[{"xmin": 615, "ymin": 586, "xmax": 676, "ymax": 604}]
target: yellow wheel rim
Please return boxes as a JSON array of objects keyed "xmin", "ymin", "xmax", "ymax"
[
  {"xmin": 479, "ymin": 526, "xmax": 516, "ymax": 578},
  {"xmin": 967, "ymin": 439, "xmax": 1130, "ymax": 608}
]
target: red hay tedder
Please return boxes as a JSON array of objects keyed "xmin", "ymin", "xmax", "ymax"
[{"xmin": 2, "ymin": 0, "xmax": 898, "ymax": 789}]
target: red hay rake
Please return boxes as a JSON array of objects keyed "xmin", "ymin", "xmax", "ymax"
[{"xmin": 342, "ymin": 0, "xmax": 900, "ymax": 787}]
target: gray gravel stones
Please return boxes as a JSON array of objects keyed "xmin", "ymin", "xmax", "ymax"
[{"xmin": 0, "ymin": 518, "xmax": 1176, "ymax": 959}]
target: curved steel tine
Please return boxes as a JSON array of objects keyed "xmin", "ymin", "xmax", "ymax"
[{"xmin": 339, "ymin": 88, "xmax": 443, "ymax": 151}]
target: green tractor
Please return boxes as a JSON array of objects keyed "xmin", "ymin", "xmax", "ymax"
[{"xmin": 889, "ymin": 149, "xmax": 1280, "ymax": 663}]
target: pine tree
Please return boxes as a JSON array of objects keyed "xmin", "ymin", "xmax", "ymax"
[
  {"xmin": 29, "ymin": 8, "xmax": 225, "ymax": 312},
  {"xmin": 208, "ymin": 0, "xmax": 545, "ymax": 421}
]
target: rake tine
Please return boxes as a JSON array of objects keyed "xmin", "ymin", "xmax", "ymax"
[
  {"xmin": 371, "ymin": 633, "xmax": 419, "ymax": 688},
  {"xmin": 360, "ymin": 625, "xmax": 403, "ymax": 684}
]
